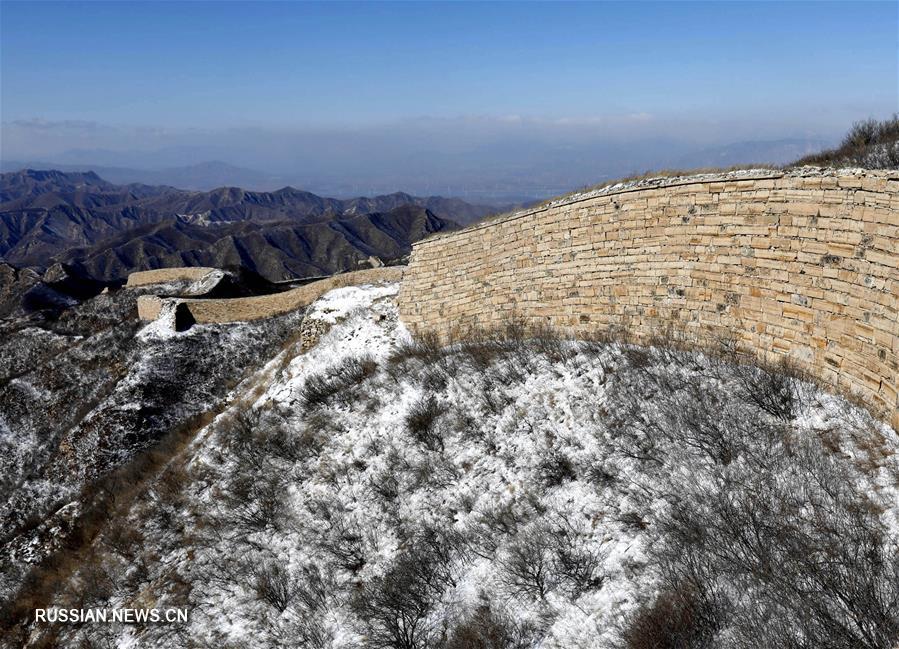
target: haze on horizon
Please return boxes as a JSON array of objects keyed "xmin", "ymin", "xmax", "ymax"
[{"xmin": 1, "ymin": 0, "xmax": 896, "ymax": 202}]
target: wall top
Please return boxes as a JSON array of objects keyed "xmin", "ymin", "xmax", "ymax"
[{"xmin": 415, "ymin": 166, "xmax": 898, "ymax": 246}]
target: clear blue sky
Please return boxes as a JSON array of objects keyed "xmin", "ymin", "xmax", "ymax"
[
  {"xmin": 2, "ymin": 0, "xmax": 896, "ymax": 128},
  {"xmin": 1, "ymin": 1, "xmax": 896, "ymax": 199}
]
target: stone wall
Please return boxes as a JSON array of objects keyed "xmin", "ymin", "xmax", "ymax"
[
  {"xmin": 137, "ymin": 267, "xmax": 403, "ymax": 324},
  {"xmin": 125, "ymin": 267, "xmax": 218, "ymax": 287},
  {"xmin": 136, "ymin": 294, "xmax": 164, "ymax": 321},
  {"xmin": 397, "ymin": 169, "xmax": 899, "ymax": 429}
]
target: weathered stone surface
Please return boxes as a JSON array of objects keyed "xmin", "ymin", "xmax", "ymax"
[
  {"xmin": 397, "ymin": 169, "xmax": 899, "ymax": 428},
  {"xmin": 125, "ymin": 267, "xmax": 219, "ymax": 287},
  {"xmin": 137, "ymin": 266, "xmax": 404, "ymax": 325}
]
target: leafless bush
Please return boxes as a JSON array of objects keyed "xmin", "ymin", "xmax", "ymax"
[
  {"xmin": 100, "ymin": 522, "xmax": 144, "ymax": 561},
  {"xmin": 282, "ymin": 565, "xmax": 333, "ymax": 648},
  {"xmin": 312, "ymin": 502, "xmax": 371, "ymax": 573},
  {"xmin": 497, "ymin": 533, "xmax": 553, "ymax": 601},
  {"xmin": 526, "ymin": 324, "xmax": 575, "ymax": 364},
  {"xmin": 420, "ymin": 365, "xmax": 450, "ymax": 392},
  {"xmin": 301, "ymin": 355, "xmax": 378, "ymax": 410},
  {"xmin": 552, "ymin": 534, "xmax": 606, "ymax": 599},
  {"xmin": 252, "ymin": 561, "xmax": 295, "ymax": 612},
  {"xmin": 473, "ymin": 371, "xmax": 519, "ymax": 417},
  {"xmin": 792, "ymin": 115, "xmax": 899, "ymax": 169},
  {"xmin": 621, "ymin": 345, "xmax": 653, "ymax": 369},
  {"xmin": 472, "ymin": 500, "xmax": 533, "ymax": 557},
  {"xmin": 367, "ymin": 445, "xmax": 406, "ymax": 508},
  {"xmin": 405, "ymin": 394, "xmax": 447, "ymax": 451},
  {"xmin": 225, "ymin": 473, "xmax": 290, "ymax": 533},
  {"xmin": 410, "ymin": 453, "xmax": 460, "ymax": 491},
  {"xmin": 662, "ymin": 382, "xmax": 763, "ymax": 465},
  {"xmin": 730, "ymin": 360, "xmax": 800, "ymax": 422},
  {"xmin": 74, "ymin": 556, "xmax": 117, "ymax": 608},
  {"xmin": 450, "ymin": 406, "xmax": 485, "ymax": 444},
  {"xmin": 440, "ymin": 603, "xmax": 539, "ymax": 649},
  {"xmin": 537, "ymin": 449, "xmax": 577, "ymax": 487},
  {"xmin": 353, "ymin": 537, "xmax": 457, "ymax": 649},
  {"xmin": 294, "ymin": 563, "xmax": 330, "ymax": 612},
  {"xmin": 403, "ymin": 525, "xmax": 469, "ymax": 584},
  {"xmin": 650, "ymin": 429, "xmax": 899, "ymax": 649},
  {"xmin": 623, "ymin": 583, "xmax": 725, "ymax": 649},
  {"xmin": 389, "ymin": 331, "xmax": 445, "ymax": 366},
  {"xmin": 219, "ymin": 403, "xmax": 264, "ymax": 452}
]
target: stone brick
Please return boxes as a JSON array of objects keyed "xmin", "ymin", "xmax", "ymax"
[{"xmin": 399, "ymin": 169, "xmax": 898, "ymax": 428}]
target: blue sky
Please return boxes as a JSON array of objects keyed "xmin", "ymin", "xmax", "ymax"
[
  {"xmin": 2, "ymin": 1, "xmax": 895, "ymax": 126},
  {"xmin": 1, "ymin": 1, "xmax": 896, "ymax": 198}
]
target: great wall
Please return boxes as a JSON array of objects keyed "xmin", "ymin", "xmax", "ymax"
[
  {"xmin": 397, "ymin": 168, "xmax": 899, "ymax": 430},
  {"xmin": 134, "ymin": 266, "xmax": 404, "ymax": 324},
  {"xmin": 133, "ymin": 168, "xmax": 898, "ymax": 429}
]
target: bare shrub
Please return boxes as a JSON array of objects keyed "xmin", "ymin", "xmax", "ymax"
[
  {"xmin": 367, "ymin": 445, "xmax": 406, "ymax": 507},
  {"xmin": 731, "ymin": 360, "xmax": 799, "ymax": 422},
  {"xmin": 552, "ymin": 536, "xmax": 606, "ymax": 599},
  {"xmin": 537, "ymin": 449, "xmax": 577, "ymax": 487},
  {"xmin": 219, "ymin": 403, "xmax": 264, "ymax": 452},
  {"xmin": 301, "ymin": 355, "xmax": 378, "ymax": 410},
  {"xmin": 652, "ymin": 430, "xmax": 899, "ymax": 649},
  {"xmin": 526, "ymin": 323, "xmax": 574, "ymax": 364},
  {"xmin": 252, "ymin": 561, "xmax": 295, "ymax": 612},
  {"xmin": 792, "ymin": 115, "xmax": 899, "ymax": 169},
  {"xmin": 225, "ymin": 473, "xmax": 290, "ymax": 533},
  {"xmin": 441, "ymin": 603, "xmax": 538, "ymax": 649},
  {"xmin": 281, "ymin": 565, "xmax": 333, "ymax": 648},
  {"xmin": 74, "ymin": 554, "xmax": 117, "ymax": 608},
  {"xmin": 472, "ymin": 500, "xmax": 532, "ymax": 557},
  {"xmin": 623, "ymin": 583, "xmax": 725, "ymax": 649},
  {"xmin": 662, "ymin": 382, "xmax": 761, "ymax": 465},
  {"xmin": 474, "ymin": 371, "xmax": 518, "ymax": 417},
  {"xmin": 388, "ymin": 332, "xmax": 444, "ymax": 366},
  {"xmin": 100, "ymin": 522, "xmax": 144, "ymax": 561},
  {"xmin": 353, "ymin": 538, "xmax": 456, "ymax": 649},
  {"xmin": 621, "ymin": 345, "xmax": 652, "ymax": 369},
  {"xmin": 405, "ymin": 394, "xmax": 447, "ymax": 451},
  {"xmin": 410, "ymin": 453, "xmax": 460, "ymax": 491},
  {"xmin": 310, "ymin": 501, "xmax": 371, "ymax": 573},
  {"xmin": 497, "ymin": 533, "xmax": 553, "ymax": 601}
]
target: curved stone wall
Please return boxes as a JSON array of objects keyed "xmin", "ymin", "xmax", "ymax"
[
  {"xmin": 137, "ymin": 266, "xmax": 403, "ymax": 324},
  {"xmin": 397, "ymin": 169, "xmax": 899, "ymax": 429}
]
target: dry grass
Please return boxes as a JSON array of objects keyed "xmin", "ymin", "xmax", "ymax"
[{"xmin": 791, "ymin": 114, "xmax": 899, "ymax": 169}]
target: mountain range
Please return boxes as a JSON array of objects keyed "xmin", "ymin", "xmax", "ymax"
[
  {"xmin": 0, "ymin": 169, "xmax": 498, "ymax": 284},
  {"xmin": 2, "ymin": 136, "xmax": 832, "ymax": 201}
]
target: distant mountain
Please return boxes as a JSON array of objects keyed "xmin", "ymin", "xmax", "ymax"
[
  {"xmin": 0, "ymin": 169, "xmax": 488, "ymax": 281},
  {"xmin": 0, "ymin": 168, "xmax": 178, "ymax": 207},
  {"xmin": 0, "ymin": 160, "xmax": 287, "ymax": 192},
  {"xmin": 60, "ymin": 205, "xmax": 450, "ymax": 282}
]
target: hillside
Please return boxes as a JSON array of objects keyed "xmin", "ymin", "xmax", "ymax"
[
  {"xmin": 0, "ymin": 160, "xmax": 896, "ymax": 649},
  {"xmin": 4, "ymin": 282, "xmax": 896, "ymax": 648},
  {"xmin": 0, "ymin": 170, "xmax": 496, "ymax": 281},
  {"xmin": 791, "ymin": 115, "xmax": 899, "ymax": 169},
  {"xmin": 59, "ymin": 205, "xmax": 450, "ymax": 282}
]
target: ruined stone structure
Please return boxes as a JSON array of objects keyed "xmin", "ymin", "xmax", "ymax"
[
  {"xmin": 125, "ymin": 267, "xmax": 218, "ymax": 287},
  {"xmin": 398, "ymin": 169, "xmax": 899, "ymax": 429},
  {"xmin": 136, "ymin": 267, "xmax": 403, "ymax": 324}
]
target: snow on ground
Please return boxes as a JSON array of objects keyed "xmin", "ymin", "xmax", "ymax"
[{"xmin": 43, "ymin": 282, "xmax": 899, "ymax": 649}]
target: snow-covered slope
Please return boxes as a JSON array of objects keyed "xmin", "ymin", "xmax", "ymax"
[{"xmin": 15, "ymin": 284, "xmax": 899, "ymax": 649}]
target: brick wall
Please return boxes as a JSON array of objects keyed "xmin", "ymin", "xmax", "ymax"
[
  {"xmin": 137, "ymin": 267, "xmax": 404, "ymax": 325},
  {"xmin": 397, "ymin": 169, "xmax": 899, "ymax": 429},
  {"xmin": 125, "ymin": 267, "xmax": 218, "ymax": 287}
]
